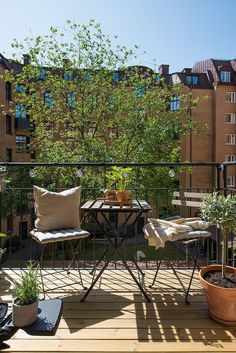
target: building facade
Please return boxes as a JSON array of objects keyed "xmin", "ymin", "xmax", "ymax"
[{"xmin": 1, "ymin": 54, "xmax": 236, "ymax": 189}]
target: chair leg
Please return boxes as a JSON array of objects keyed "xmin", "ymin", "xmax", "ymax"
[
  {"xmin": 149, "ymin": 259, "xmax": 162, "ymax": 288},
  {"xmin": 36, "ymin": 242, "xmax": 46, "ymax": 300},
  {"xmin": 67, "ymin": 239, "xmax": 87, "ymax": 290}
]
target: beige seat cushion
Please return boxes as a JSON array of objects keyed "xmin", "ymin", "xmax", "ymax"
[{"xmin": 33, "ymin": 185, "xmax": 82, "ymax": 232}]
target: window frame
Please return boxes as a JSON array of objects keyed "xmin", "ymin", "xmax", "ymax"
[
  {"xmin": 186, "ymin": 75, "xmax": 199, "ymax": 85},
  {"xmin": 226, "ymin": 134, "xmax": 236, "ymax": 145},
  {"xmin": 227, "ymin": 175, "xmax": 235, "ymax": 187},
  {"xmin": 44, "ymin": 92, "xmax": 54, "ymax": 108},
  {"xmin": 226, "ymin": 92, "xmax": 236, "ymax": 103},
  {"xmin": 5, "ymin": 81, "xmax": 12, "ymax": 101},
  {"xmin": 221, "ymin": 71, "xmax": 231, "ymax": 83},
  {"xmin": 225, "ymin": 155, "xmax": 236, "ymax": 162},
  {"xmin": 6, "ymin": 115, "xmax": 12, "ymax": 134},
  {"xmin": 170, "ymin": 97, "xmax": 180, "ymax": 111},
  {"xmin": 226, "ymin": 113, "xmax": 236, "ymax": 124},
  {"xmin": 16, "ymin": 135, "xmax": 29, "ymax": 153},
  {"xmin": 6, "ymin": 148, "xmax": 12, "ymax": 162}
]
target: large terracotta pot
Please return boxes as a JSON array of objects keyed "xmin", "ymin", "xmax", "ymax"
[
  {"xmin": 12, "ymin": 298, "xmax": 38, "ymax": 327},
  {"xmin": 199, "ymin": 265, "xmax": 236, "ymax": 326}
]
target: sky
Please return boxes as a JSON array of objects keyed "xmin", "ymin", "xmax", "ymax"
[{"xmin": 0, "ymin": 0, "xmax": 236, "ymax": 73}]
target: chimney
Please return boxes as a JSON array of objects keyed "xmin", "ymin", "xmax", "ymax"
[
  {"xmin": 23, "ymin": 54, "xmax": 31, "ymax": 65},
  {"xmin": 158, "ymin": 64, "xmax": 169, "ymax": 75},
  {"xmin": 182, "ymin": 68, "xmax": 192, "ymax": 74}
]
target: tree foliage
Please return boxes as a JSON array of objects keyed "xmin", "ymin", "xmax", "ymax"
[{"xmin": 5, "ymin": 20, "xmax": 201, "ymax": 189}]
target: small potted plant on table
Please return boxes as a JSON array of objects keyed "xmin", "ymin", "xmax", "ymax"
[
  {"xmin": 200, "ymin": 192, "xmax": 236, "ymax": 325},
  {"xmin": 105, "ymin": 166, "xmax": 132, "ymax": 203},
  {"xmin": 13, "ymin": 261, "xmax": 40, "ymax": 327}
]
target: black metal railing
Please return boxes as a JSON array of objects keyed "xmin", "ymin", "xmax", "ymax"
[{"xmin": 0, "ymin": 161, "xmax": 235, "ymax": 270}]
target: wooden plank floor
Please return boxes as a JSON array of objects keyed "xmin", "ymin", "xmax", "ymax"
[{"xmin": 1, "ymin": 268, "xmax": 236, "ymax": 352}]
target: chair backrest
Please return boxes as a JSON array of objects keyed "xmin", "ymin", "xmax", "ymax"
[{"xmin": 172, "ymin": 191, "xmax": 210, "ymax": 209}]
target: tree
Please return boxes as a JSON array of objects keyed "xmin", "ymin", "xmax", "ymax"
[{"xmin": 5, "ymin": 19, "xmax": 201, "ymax": 191}]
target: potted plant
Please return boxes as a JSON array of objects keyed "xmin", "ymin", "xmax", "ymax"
[
  {"xmin": 12, "ymin": 261, "xmax": 40, "ymax": 327},
  {"xmin": 105, "ymin": 166, "xmax": 132, "ymax": 202},
  {"xmin": 200, "ymin": 192, "xmax": 236, "ymax": 325},
  {"xmin": 0, "ymin": 232, "xmax": 7, "ymax": 265}
]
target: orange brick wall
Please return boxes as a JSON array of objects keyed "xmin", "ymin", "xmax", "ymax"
[{"xmin": 0, "ymin": 65, "xmax": 31, "ymax": 162}]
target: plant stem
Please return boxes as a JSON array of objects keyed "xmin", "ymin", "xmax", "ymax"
[{"xmin": 222, "ymin": 229, "xmax": 228, "ymax": 279}]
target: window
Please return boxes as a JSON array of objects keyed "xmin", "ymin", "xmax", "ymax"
[
  {"xmin": 87, "ymin": 122, "xmax": 97, "ymax": 136},
  {"xmin": 170, "ymin": 97, "xmax": 180, "ymax": 111},
  {"xmin": 15, "ymin": 104, "xmax": 27, "ymax": 119},
  {"xmin": 15, "ymin": 84, "xmax": 27, "ymax": 93},
  {"xmin": 226, "ymin": 134, "xmax": 236, "ymax": 145},
  {"xmin": 67, "ymin": 92, "xmax": 76, "ymax": 109},
  {"xmin": 186, "ymin": 75, "xmax": 199, "ymax": 85},
  {"xmin": 88, "ymin": 94, "xmax": 97, "ymax": 108},
  {"xmin": 227, "ymin": 176, "xmax": 235, "ymax": 187},
  {"xmin": 221, "ymin": 71, "xmax": 231, "ymax": 82},
  {"xmin": 44, "ymin": 92, "xmax": 54, "ymax": 107},
  {"xmin": 16, "ymin": 135, "xmax": 29, "ymax": 153},
  {"xmin": 37, "ymin": 68, "xmax": 46, "ymax": 80},
  {"xmin": 6, "ymin": 115, "xmax": 12, "ymax": 134},
  {"xmin": 113, "ymin": 72, "xmax": 119, "ymax": 83},
  {"xmin": 108, "ymin": 95, "xmax": 117, "ymax": 110},
  {"xmin": 84, "ymin": 72, "xmax": 92, "ymax": 81},
  {"xmin": 134, "ymin": 86, "xmax": 146, "ymax": 98},
  {"xmin": 226, "ymin": 113, "xmax": 236, "ymax": 124},
  {"xmin": 225, "ymin": 155, "xmax": 236, "ymax": 162},
  {"xmin": 63, "ymin": 71, "xmax": 74, "ymax": 80},
  {"xmin": 6, "ymin": 148, "xmax": 12, "ymax": 162},
  {"xmin": 5, "ymin": 82, "xmax": 11, "ymax": 101},
  {"xmin": 226, "ymin": 92, "xmax": 236, "ymax": 103}
]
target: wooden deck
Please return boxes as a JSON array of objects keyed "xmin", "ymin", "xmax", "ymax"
[{"xmin": 1, "ymin": 268, "xmax": 236, "ymax": 352}]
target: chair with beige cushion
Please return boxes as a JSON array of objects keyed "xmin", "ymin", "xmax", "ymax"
[{"xmin": 31, "ymin": 185, "xmax": 90, "ymax": 298}]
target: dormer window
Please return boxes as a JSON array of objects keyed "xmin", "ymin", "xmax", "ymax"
[
  {"xmin": 186, "ymin": 75, "xmax": 199, "ymax": 85},
  {"xmin": 221, "ymin": 71, "xmax": 231, "ymax": 82}
]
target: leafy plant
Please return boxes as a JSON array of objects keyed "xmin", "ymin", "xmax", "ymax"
[
  {"xmin": 3, "ymin": 19, "xmax": 203, "ymax": 191},
  {"xmin": 200, "ymin": 192, "xmax": 236, "ymax": 278},
  {"xmin": 13, "ymin": 261, "xmax": 40, "ymax": 306},
  {"xmin": 0, "ymin": 232, "xmax": 7, "ymax": 260},
  {"xmin": 105, "ymin": 166, "xmax": 132, "ymax": 191}
]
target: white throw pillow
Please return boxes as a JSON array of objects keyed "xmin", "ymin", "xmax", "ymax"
[{"xmin": 33, "ymin": 185, "xmax": 81, "ymax": 232}]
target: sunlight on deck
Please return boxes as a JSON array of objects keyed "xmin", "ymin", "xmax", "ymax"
[{"xmin": 1, "ymin": 268, "xmax": 236, "ymax": 352}]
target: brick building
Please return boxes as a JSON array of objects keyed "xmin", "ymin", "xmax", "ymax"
[
  {"xmin": 1, "ymin": 53, "xmax": 236, "ymax": 189},
  {"xmin": 159, "ymin": 59, "xmax": 236, "ymax": 189},
  {"xmin": 0, "ymin": 54, "xmax": 31, "ymax": 163}
]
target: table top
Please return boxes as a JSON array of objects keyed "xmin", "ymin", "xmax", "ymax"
[{"xmin": 81, "ymin": 199, "xmax": 152, "ymax": 213}]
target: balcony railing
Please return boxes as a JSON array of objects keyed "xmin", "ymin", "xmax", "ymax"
[{"xmin": 0, "ymin": 161, "xmax": 235, "ymax": 270}]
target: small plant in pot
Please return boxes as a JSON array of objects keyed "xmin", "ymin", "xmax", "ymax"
[
  {"xmin": 200, "ymin": 191, "xmax": 236, "ymax": 325},
  {"xmin": 0, "ymin": 233, "xmax": 7, "ymax": 265},
  {"xmin": 105, "ymin": 166, "xmax": 132, "ymax": 202},
  {"xmin": 13, "ymin": 261, "xmax": 40, "ymax": 327}
]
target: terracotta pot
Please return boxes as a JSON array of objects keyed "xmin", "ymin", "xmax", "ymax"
[
  {"xmin": 13, "ymin": 298, "xmax": 38, "ymax": 327},
  {"xmin": 199, "ymin": 265, "xmax": 236, "ymax": 326},
  {"xmin": 116, "ymin": 190, "xmax": 129, "ymax": 202},
  {"xmin": 104, "ymin": 189, "xmax": 117, "ymax": 201}
]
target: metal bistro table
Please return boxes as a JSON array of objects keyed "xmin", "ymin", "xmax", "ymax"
[{"xmin": 80, "ymin": 199, "xmax": 152, "ymax": 302}]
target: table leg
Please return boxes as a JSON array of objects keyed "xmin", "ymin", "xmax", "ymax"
[{"xmin": 116, "ymin": 249, "xmax": 151, "ymax": 303}]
